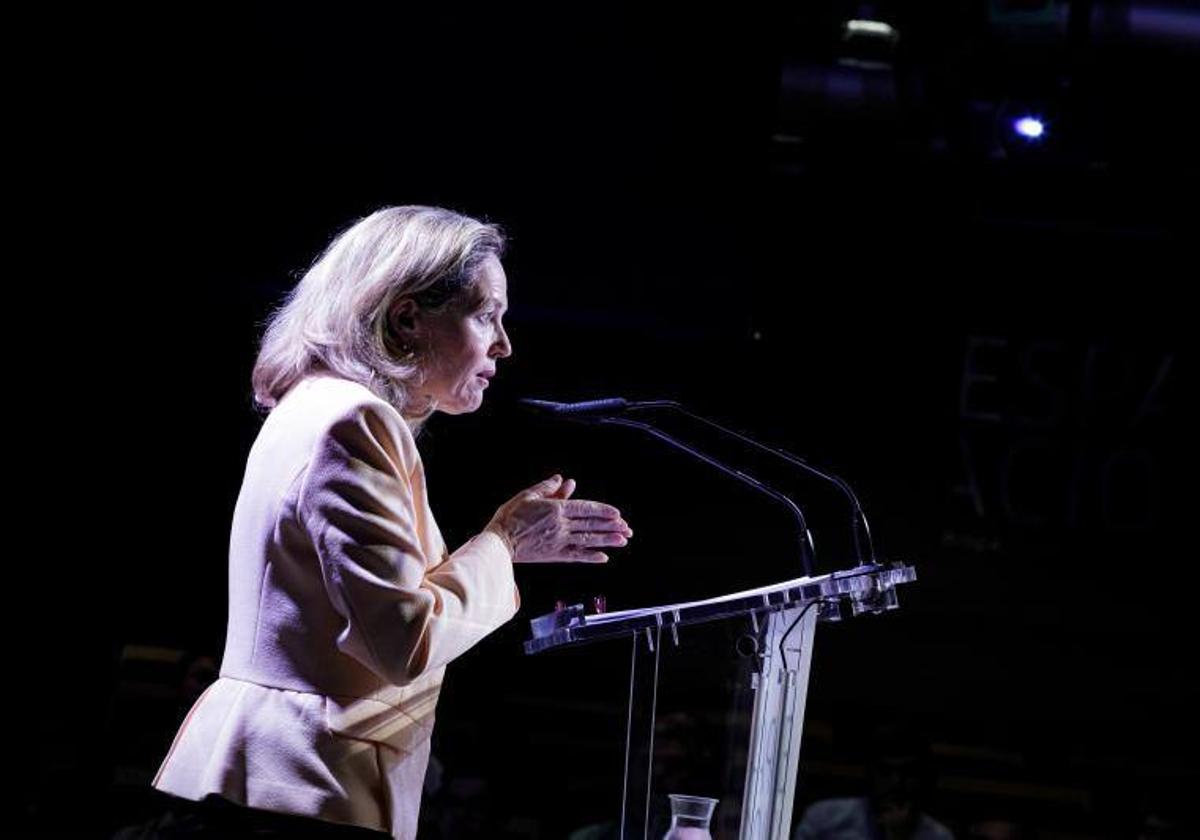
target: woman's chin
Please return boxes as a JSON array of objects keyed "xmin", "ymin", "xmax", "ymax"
[{"xmin": 439, "ymin": 394, "xmax": 483, "ymax": 415}]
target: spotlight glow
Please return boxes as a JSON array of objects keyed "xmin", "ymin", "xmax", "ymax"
[
  {"xmin": 845, "ymin": 19, "xmax": 898, "ymax": 40},
  {"xmin": 1013, "ymin": 116, "xmax": 1046, "ymax": 140}
]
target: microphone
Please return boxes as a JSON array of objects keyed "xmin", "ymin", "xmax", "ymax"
[
  {"xmin": 522, "ymin": 394, "xmax": 875, "ymax": 566},
  {"xmin": 519, "ymin": 395, "xmax": 817, "ymax": 576},
  {"xmin": 518, "ymin": 397, "xmax": 632, "ymax": 417}
]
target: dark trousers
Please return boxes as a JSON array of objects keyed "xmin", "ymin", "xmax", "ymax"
[{"xmin": 113, "ymin": 791, "xmax": 391, "ymax": 839}]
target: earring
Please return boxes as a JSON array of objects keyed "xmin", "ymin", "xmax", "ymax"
[{"xmin": 387, "ymin": 330, "xmax": 418, "ymax": 361}]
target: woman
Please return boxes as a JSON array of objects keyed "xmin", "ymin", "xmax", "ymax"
[{"xmin": 151, "ymin": 206, "xmax": 633, "ymax": 838}]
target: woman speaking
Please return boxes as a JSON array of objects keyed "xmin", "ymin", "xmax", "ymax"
[{"xmin": 152, "ymin": 206, "xmax": 633, "ymax": 838}]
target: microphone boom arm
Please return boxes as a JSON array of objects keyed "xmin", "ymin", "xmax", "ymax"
[
  {"xmin": 598, "ymin": 415, "xmax": 816, "ymax": 577},
  {"xmin": 625, "ymin": 402, "xmax": 876, "ymax": 565}
]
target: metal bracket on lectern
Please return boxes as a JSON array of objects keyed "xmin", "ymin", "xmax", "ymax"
[{"xmin": 524, "ymin": 562, "xmax": 917, "ymax": 655}]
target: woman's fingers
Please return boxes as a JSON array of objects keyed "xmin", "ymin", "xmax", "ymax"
[
  {"xmin": 563, "ymin": 499, "xmax": 622, "ymax": 520},
  {"xmin": 562, "ymin": 546, "xmax": 609, "ymax": 564},
  {"xmin": 517, "ymin": 544, "xmax": 610, "ymax": 563},
  {"xmin": 568, "ymin": 516, "xmax": 631, "ymax": 535},
  {"xmin": 567, "ymin": 530, "xmax": 628, "ymax": 547}
]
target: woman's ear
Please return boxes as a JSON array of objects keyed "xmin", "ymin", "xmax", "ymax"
[
  {"xmin": 388, "ymin": 296, "xmax": 419, "ymax": 332},
  {"xmin": 387, "ymin": 297, "xmax": 421, "ymax": 355}
]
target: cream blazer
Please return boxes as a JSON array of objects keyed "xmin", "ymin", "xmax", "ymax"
[{"xmin": 153, "ymin": 375, "xmax": 520, "ymax": 839}]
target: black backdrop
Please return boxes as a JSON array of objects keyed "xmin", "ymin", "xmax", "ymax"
[{"xmin": 24, "ymin": 3, "xmax": 1192, "ymax": 837}]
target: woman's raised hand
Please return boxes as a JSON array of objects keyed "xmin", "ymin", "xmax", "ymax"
[{"xmin": 485, "ymin": 475, "xmax": 633, "ymax": 564}]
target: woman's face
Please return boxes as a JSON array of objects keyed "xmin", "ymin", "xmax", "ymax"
[{"xmin": 417, "ymin": 255, "xmax": 512, "ymax": 415}]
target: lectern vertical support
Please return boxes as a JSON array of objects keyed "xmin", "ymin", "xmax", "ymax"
[
  {"xmin": 739, "ymin": 604, "xmax": 819, "ymax": 839},
  {"xmin": 621, "ymin": 625, "xmax": 662, "ymax": 840}
]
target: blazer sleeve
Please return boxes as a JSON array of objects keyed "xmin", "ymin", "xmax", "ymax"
[{"xmin": 297, "ymin": 399, "xmax": 520, "ymax": 686}]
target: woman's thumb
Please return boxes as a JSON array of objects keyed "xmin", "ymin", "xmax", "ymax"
[{"xmin": 525, "ymin": 474, "xmax": 564, "ymax": 498}]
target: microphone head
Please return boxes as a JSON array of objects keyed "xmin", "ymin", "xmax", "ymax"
[{"xmin": 517, "ymin": 398, "xmax": 564, "ymax": 412}]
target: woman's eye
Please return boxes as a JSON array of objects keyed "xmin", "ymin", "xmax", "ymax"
[{"xmin": 475, "ymin": 311, "xmax": 493, "ymax": 324}]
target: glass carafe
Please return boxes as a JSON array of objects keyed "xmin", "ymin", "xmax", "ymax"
[{"xmin": 662, "ymin": 794, "xmax": 718, "ymax": 840}]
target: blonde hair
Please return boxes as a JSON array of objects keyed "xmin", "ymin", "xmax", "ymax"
[{"xmin": 252, "ymin": 205, "xmax": 506, "ymax": 421}]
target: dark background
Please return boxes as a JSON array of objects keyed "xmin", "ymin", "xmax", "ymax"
[{"xmin": 25, "ymin": 1, "xmax": 1192, "ymax": 837}]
